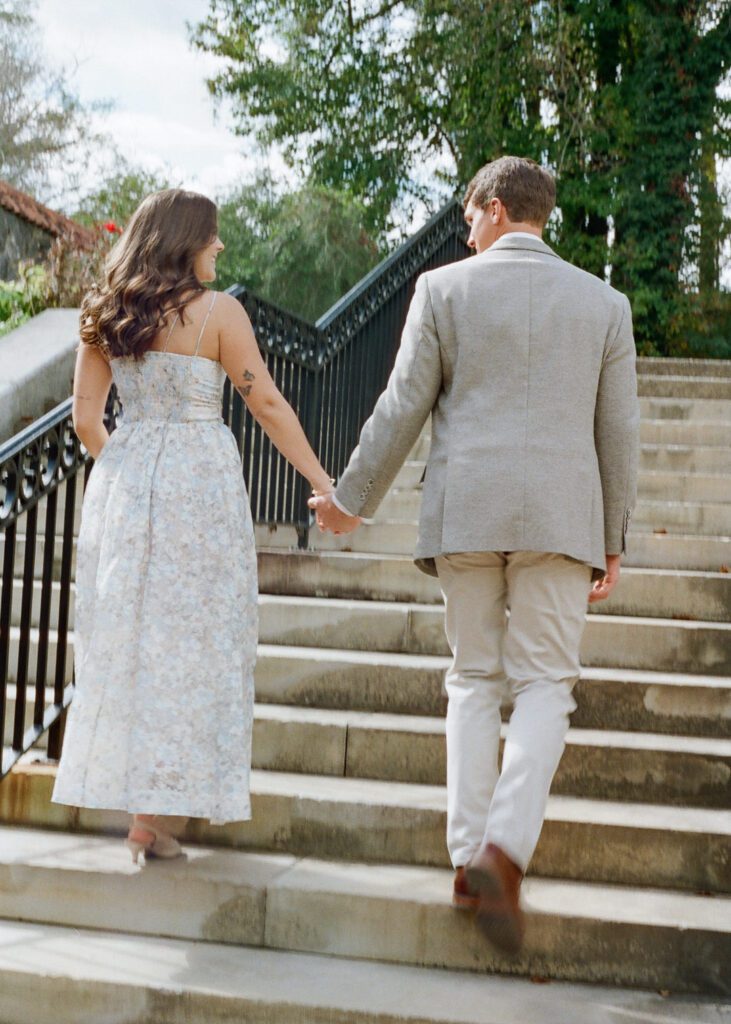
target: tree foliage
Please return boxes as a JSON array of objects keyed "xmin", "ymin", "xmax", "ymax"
[
  {"xmin": 193, "ymin": 0, "xmax": 731, "ymax": 355},
  {"xmin": 0, "ymin": 1, "xmax": 102, "ymax": 201},
  {"xmin": 215, "ymin": 178, "xmax": 381, "ymax": 320},
  {"xmin": 73, "ymin": 163, "xmax": 173, "ymax": 230}
]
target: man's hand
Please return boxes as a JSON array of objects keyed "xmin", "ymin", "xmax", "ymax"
[
  {"xmin": 589, "ymin": 554, "xmax": 621, "ymax": 603},
  {"xmin": 308, "ymin": 492, "xmax": 362, "ymax": 534}
]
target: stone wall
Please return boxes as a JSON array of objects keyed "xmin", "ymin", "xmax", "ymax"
[
  {"xmin": 0, "ymin": 308, "xmax": 80, "ymax": 443},
  {"xmin": 0, "ymin": 207, "xmax": 53, "ymax": 280}
]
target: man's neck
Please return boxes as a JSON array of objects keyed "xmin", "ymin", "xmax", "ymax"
[{"xmin": 496, "ymin": 223, "xmax": 543, "ymax": 240}]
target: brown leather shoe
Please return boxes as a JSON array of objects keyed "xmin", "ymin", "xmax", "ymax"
[
  {"xmin": 465, "ymin": 843, "xmax": 525, "ymax": 955},
  {"xmin": 452, "ymin": 866, "xmax": 479, "ymax": 910}
]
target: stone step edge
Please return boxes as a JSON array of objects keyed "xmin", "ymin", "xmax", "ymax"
[
  {"xmin": 259, "ymin": 644, "xmax": 731, "ymax": 691},
  {"xmin": 296, "ymin": 519, "xmax": 731, "ymax": 543},
  {"xmin": 260, "ymin": 596, "xmax": 731, "ymax": 632},
  {"xmin": 14, "ymin": 558, "xmax": 731, "ymax": 582},
  {"xmin": 9, "ymin": 601, "xmax": 731, "ymax": 636},
  {"xmin": 257, "ymin": 548, "xmax": 731, "ymax": 581},
  {"xmin": 2, "ymin": 830, "xmax": 729, "ymax": 995},
  {"xmin": 6, "ymin": 633, "xmax": 731, "ymax": 691},
  {"xmin": 0, "ymin": 919, "xmax": 719, "ymax": 1024},
  {"xmin": 6, "ymin": 690, "xmax": 729, "ymax": 757},
  {"xmin": 9, "ymin": 762, "xmax": 730, "ymax": 837},
  {"xmin": 1, "ymin": 827, "xmax": 727, "ymax": 934}
]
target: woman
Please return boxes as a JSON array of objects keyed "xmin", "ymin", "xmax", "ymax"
[{"xmin": 51, "ymin": 188, "xmax": 335, "ymax": 861}]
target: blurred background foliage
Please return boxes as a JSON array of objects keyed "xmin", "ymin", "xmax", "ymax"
[
  {"xmin": 192, "ymin": 0, "xmax": 731, "ymax": 355},
  {"xmin": 1, "ymin": 0, "xmax": 729, "ymax": 353}
]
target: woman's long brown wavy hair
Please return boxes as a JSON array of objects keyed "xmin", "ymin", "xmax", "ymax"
[{"xmin": 80, "ymin": 189, "xmax": 218, "ymax": 359}]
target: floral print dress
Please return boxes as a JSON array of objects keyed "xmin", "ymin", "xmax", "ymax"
[{"xmin": 53, "ymin": 308, "xmax": 257, "ymax": 824}]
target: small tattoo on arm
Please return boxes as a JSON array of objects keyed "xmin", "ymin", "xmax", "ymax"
[{"xmin": 237, "ymin": 369, "xmax": 255, "ymax": 398}]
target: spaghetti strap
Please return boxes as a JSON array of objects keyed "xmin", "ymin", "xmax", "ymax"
[
  {"xmin": 194, "ymin": 292, "xmax": 217, "ymax": 356},
  {"xmin": 162, "ymin": 311, "xmax": 180, "ymax": 352}
]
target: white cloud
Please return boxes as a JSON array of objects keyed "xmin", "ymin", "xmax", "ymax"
[{"xmin": 33, "ymin": 0, "xmax": 275, "ymax": 202}]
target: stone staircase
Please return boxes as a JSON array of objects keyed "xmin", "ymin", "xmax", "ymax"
[{"xmin": 0, "ymin": 357, "xmax": 730, "ymax": 1022}]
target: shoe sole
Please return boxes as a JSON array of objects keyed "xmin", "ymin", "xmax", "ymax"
[{"xmin": 452, "ymin": 891, "xmax": 479, "ymax": 910}]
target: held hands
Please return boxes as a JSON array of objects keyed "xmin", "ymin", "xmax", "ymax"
[
  {"xmin": 307, "ymin": 488, "xmax": 362, "ymax": 535},
  {"xmin": 588, "ymin": 554, "xmax": 621, "ymax": 603}
]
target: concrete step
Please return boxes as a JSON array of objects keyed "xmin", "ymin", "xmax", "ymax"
[
  {"xmin": 2, "ymin": 920, "xmax": 721, "ymax": 1024},
  {"xmin": 8, "ymin": 580, "xmax": 75, "ymax": 630},
  {"xmin": 630, "ymin": 499, "xmax": 731, "ymax": 536},
  {"xmin": 410, "ymin": 418, "xmax": 731, "ymax": 458},
  {"xmin": 5, "ymin": 628, "xmax": 74, "ymax": 686},
  {"xmin": 625, "ymin": 532, "xmax": 730, "ymax": 571},
  {"xmin": 8, "ymin": 548, "xmax": 730, "ymax": 633},
  {"xmin": 0, "ymin": 826, "xmax": 727, "ymax": 997},
  {"xmin": 5, "ymin": 763, "xmax": 728, "ymax": 894},
  {"xmin": 636, "ymin": 357, "xmax": 731, "ymax": 378},
  {"xmin": 9, "ymin": 694, "xmax": 730, "ymax": 807},
  {"xmin": 10, "ymin": 629, "xmax": 727, "ymax": 738},
  {"xmin": 639, "ymin": 443, "xmax": 731, "ymax": 475},
  {"xmin": 260, "ymin": 520, "xmax": 731, "ymax": 569},
  {"xmin": 391, "ymin": 459, "xmax": 731, "ymax": 495},
  {"xmin": 249, "ymin": 705, "xmax": 731, "ymax": 808},
  {"xmin": 9, "ymin": 594, "xmax": 729, "ymax": 688},
  {"xmin": 255, "ymin": 646, "xmax": 731, "ymax": 738},
  {"xmin": 258, "ymin": 550, "xmax": 731, "ymax": 621},
  {"xmin": 256, "ymin": 597, "xmax": 731, "ymax": 675},
  {"xmin": 637, "ymin": 375, "xmax": 731, "ymax": 400},
  {"xmin": 640, "ymin": 418, "xmax": 731, "ymax": 447},
  {"xmin": 393, "ymin": 446, "xmax": 731, "ymax": 488},
  {"xmin": 639, "ymin": 395, "xmax": 731, "ymax": 421},
  {"xmin": 637, "ymin": 469, "xmax": 731, "ymax": 504},
  {"xmin": 380, "ymin": 490, "xmax": 731, "ymax": 535}
]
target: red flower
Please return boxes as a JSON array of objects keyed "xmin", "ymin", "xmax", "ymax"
[{"xmin": 103, "ymin": 221, "xmax": 121, "ymax": 234}]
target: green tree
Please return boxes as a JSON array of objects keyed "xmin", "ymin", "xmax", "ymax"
[
  {"xmin": 73, "ymin": 162, "xmax": 173, "ymax": 230},
  {"xmin": 216, "ymin": 179, "xmax": 381, "ymax": 320},
  {"xmin": 193, "ymin": 0, "xmax": 731, "ymax": 355},
  {"xmin": 0, "ymin": 0, "xmax": 103, "ymax": 200},
  {"xmin": 191, "ymin": 0, "xmax": 545, "ymax": 236}
]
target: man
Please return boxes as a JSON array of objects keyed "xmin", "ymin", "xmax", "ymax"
[{"xmin": 309, "ymin": 156, "xmax": 640, "ymax": 955}]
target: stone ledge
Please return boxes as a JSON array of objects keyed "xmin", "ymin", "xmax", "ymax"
[
  {"xmin": 1, "ymin": 918, "xmax": 725, "ymax": 1024},
  {"xmin": 0, "ymin": 308, "xmax": 79, "ymax": 443}
]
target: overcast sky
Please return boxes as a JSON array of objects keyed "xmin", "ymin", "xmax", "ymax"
[{"xmin": 34, "ymin": 0, "xmax": 282, "ymax": 202}]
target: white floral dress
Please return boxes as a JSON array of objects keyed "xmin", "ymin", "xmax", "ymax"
[{"xmin": 52, "ymin": 303, "xmax": 257, "ymax": 824}]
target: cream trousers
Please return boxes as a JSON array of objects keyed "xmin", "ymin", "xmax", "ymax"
[{"xmin": 435, "ymin": 551, "xmax": 592, "ymax": 872}]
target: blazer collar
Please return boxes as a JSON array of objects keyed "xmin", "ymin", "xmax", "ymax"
[{"xmin": 479, "ymin": 234, "xmax": 561, "ymax": 260}]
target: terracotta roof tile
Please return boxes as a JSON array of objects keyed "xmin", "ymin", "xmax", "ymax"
[{"xmin": 0, "ymin": 179, "xmax": 96, "ymax": 249}]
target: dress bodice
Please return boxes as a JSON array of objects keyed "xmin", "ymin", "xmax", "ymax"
[{"xmin": 111, "ymin": 352, "xmax": 226, "ymax": 424}]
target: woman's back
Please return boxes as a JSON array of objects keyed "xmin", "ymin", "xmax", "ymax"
[{"xmin": 52, "ymin": 288, "xmax": 258, "ymax": 826}]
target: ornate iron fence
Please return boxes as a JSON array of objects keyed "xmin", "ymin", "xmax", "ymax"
[{"xmin": 0, "ymin": 198, "xmax": 468, "ymax": 775}]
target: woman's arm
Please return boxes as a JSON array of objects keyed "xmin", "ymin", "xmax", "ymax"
[
  {"xmin": 72, "ymin": 343, "xmax": 113, "ymax": 459},
  {"xmin": 217, "ymin": 293, "xmax": 333, "ymax": 493}
]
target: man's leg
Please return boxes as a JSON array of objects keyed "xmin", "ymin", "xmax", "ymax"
[
  {"xmin": 485, "ymin": 551, "xmax": 591, "ymax": 870},
  {"xmin": 435, "ymin": 552, "xmax": 509, "ymax": 874},
  {"xmin": 467, "ymin": 551, "xmax": 591, "ymax": 952}
]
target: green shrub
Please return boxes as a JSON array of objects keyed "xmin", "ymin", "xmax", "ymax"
[{"xmin": 0, "ymin": 262, "xmax": 49, "ymax": 335}]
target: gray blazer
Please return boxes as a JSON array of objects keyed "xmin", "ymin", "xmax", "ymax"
[{"xmin": 335, "ymin": 234, "xmax": 640, "ymax": 580}]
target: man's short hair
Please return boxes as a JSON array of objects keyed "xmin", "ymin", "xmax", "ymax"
[{"xmin": 463, "ymin": 156, "xmax": 556, "ymax": 227}]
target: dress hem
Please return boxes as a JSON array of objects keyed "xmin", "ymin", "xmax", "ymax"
[{"xmin": 50, "ymin": 793, "xmax": 252, "ymax": 827}]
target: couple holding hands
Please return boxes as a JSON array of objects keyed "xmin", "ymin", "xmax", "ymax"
[{"xmin": 52, "ymin": 155, "xmax": 639, "ymax": 957}]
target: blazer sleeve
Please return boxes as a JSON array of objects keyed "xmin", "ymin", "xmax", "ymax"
[
  {"xmin": 334, "ymin": 273, "xmax": 442, "ymax": 519},
  {"xmin": 594, "ymin": 293, "xmax": 640, "ymax": 555}
]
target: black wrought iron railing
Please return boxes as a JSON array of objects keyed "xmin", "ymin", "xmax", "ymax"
[{"xmin": 0, "ymin": 198, "xmax": 468, "ymax": 776}]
